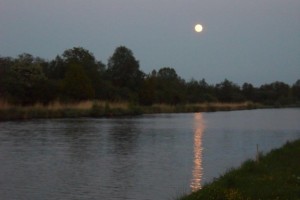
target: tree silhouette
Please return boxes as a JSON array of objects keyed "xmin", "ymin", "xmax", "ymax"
[
  {"xmin": 5, "ymin": 54, "xmax": 49, "ymax": 104},
  {"xmin": 155, "ymin": 67, "xmax": 186, "ymax": 104},
  {"xmin": 62, "ymin": 63, "xmax": 95, "ymax": 101},
  {"xmin": 108, "ymin": 46, "xmax": 144, "ymax": 90},
  {"xmin": 292, "ymin": 80, "xmax": 300, "ymax": 101},
  {"xmin": 107, "ymin": 46, "xmax": 144, "ymax": 101},
  {"xmin": 62, "ymin": 47, "xmax": 105, "ymax": 98},
  {"xmin": 216, "ymin": 79, "xmax": 243, "ymax": 102},
  {"xmin": 0, "ymin": 47, "xmax": 299, "ymax": 106}
]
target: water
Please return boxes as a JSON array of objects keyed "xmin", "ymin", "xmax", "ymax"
[{"xmin": 0, "ymin": 108, "xmax": 299, "ymax": 200}]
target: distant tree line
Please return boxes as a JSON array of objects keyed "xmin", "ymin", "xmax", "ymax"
[{"xmin": 0, "ymin": 46, "xmax": 299, "ymax": 106}]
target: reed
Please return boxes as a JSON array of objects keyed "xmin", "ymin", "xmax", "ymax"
[
  {"xmin": 0, "ymin": 100, "xmax": 261, "ymax": 121},
  {"xmin": 142, "ymin": 102, "xmax": 260, "ymax": 114},
  {"xmin": 0, "ymin": 100, "xmax": 139, "ymax": 121},
  {"xmin": 0, "ymin": 100, "xmax": 131, "ymax": 111}
]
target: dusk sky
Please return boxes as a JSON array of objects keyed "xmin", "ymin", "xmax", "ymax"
[{"xmin": 1, "ymin": 0, "xmax": 299, "ymax": 86}]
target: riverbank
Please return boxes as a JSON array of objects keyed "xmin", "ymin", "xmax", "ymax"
[
  {"xmin": 178, "ymin": 139, "xmax": 300, "ymax": 200},
  {"xmin": 0, "ymin": 101, "xmax": 262, "ymax": 121},
  {"xmin": 0, "ymin": 101, "xmax": 139, "ymax": 121}
]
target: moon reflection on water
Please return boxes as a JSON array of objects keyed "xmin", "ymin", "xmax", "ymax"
[{"xmin": 191, "ymin": 113, "xmax": 205, "ymax": 191}]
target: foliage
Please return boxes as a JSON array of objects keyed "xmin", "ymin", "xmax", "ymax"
[
  {"xmin": 0, "ymin": 56, "xmax": 13, "ymax": 98},
  {"xmin": 139, "ymin": 73, "xmax": 156, "ymax": 105},
  {"xmin": 3, "ymin": 54, "xmax": 51, "ymax": 105},
  {"xmin": 0, "ymin": 47, "xmax": 299, "ymax": 106},
  {"xmin": 215, "ymin": 79, "xmax": 244, "ymax": 102},
  {"xmin": 292, "ymin": 79, "xmax": 300, "ymax": 102},
  {"xmin": 257, "ymin": 81, "xmax": 294, "ymax": 106},
  {"xmin": 44, "ymin": 55, "xmax": 66, "ymax": 80},
  {"xmin": 155, "ymin": 67, "xmax": 186, "ymax": 104},
  {"xmin": 62, "ymin": 63, "xmax": 95, "ymax": 101},
  {"xmin": 186, "ymin": 79, "xmax": 216, "ymax": 103},
  {"xmin": 107, "ymin": 46, "xmax": 144, "ymax": 101}
]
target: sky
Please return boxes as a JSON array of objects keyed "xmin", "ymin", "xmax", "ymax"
[{"xmin": 1, "ymin": 0, "xmax": 300, "ymax": 86}]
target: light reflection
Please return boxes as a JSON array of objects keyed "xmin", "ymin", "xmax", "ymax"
[{"xmin": 190, "ymin": 113, "xmax": 205, "ymax": 191}]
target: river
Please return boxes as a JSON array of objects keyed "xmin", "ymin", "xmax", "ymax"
[{"xmin": 0, "ymin": 108, "xmax": 299, "ymax": 200}]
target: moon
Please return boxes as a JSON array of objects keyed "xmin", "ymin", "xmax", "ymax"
[{"xmin": 194, "ymin": 24, "xmax": 203, "ymax": 33}]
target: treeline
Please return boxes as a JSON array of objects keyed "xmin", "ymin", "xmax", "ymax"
[{"xmin": 0, "ymin": 46, "xmax": 299, "ymax": 106}]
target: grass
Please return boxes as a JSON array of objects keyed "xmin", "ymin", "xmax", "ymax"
[
  {"xmin": 142, "ymin": 102, "xmax": 261, "ymax": 114},
  {"xmin": 178, "ymin": 139, "xmax": 300, "ymax": 200},
  {"xmin": 0, "ymin": 100, "xmax": 261, "ymax": 121},
  {"xmin": 0, "ymin": 100, "xmax": 141, "ymax": 121}
]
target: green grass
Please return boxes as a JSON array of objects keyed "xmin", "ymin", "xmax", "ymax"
[{"xmin": 178, "ymin": 139, "xmax": 300, "ymax": 200}]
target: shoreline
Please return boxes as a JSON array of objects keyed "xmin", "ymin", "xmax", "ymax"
[
  {"xmin": 178, "ymin": 139, "xmax": 300, "ymax": 200},
  {"xmin": 1, "ymin": 101, "xmax": 299, "ymax": 122},
  {"xmin": 0, "ymin": 101, "xmax": 264, "ymax": 122}
]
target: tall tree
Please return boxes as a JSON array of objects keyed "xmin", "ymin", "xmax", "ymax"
[
  {"xmin": 139, "ymin": 72, "xmax": 156, "ymax": 105},
  {"xmin": 259, "ymin": 81, "xmax": 291, "ymax": 105},
  {"xmin": 155, "ymin": 67, "xmax": 186, "ymax": 104},
  {"xmin": 62, "ymin": 47, "xmax": 106, "ymax": 98},
  {"xmin": 292, "ymin": 79, "xmax": 300, "ymax": 101},
  {"xmin": 62, "ymin": 63, "xmax": 95, "ymax": 101},
  {"xmin": 186, "ymin": 78, "xmax": 214, "ymax": 103},
  {"xmin": 215, "ymin": 79, "xmax": 243, "ymax": 102},
  {"xmin": 107, "ymin": 46, "xmax": 144, "ymax": 92},
  {"xmin": 45, "ymin": 55, "xmax": 66, "ymax": 80},
  {"xmin": 62, "ymin": 47, "xmax": 96, "ymax": 68},
  {"xmin": 5, "ymin": 54, "xmax": 50, "ymax": 104},
  {"xmin": 0, "ymin": 56, "xmax": 14, "ymax": 99},
  {"xmin": 242, "ymin": 82, "xmax": 255, "ymax": 101}
]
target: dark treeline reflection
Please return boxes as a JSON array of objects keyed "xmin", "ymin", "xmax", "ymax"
[{"xmin": 1, "ymin": 46, "xmax": 299, "ymax": 106}]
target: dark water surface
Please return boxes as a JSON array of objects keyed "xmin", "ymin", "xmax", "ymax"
[{"xmin": 0, "ymin": 108, "xmax": 299, "ymax": 200}]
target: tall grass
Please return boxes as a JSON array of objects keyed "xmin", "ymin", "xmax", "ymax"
[
  {"xmin": 142, "ymin": 102, "xmax": 260, "ymax": 114},
  {"xmin": 0, "ymin": 100, "xmax": 140, "ymax": 121},
  {"xmin": 178, "ymin": 139, "xmax": 300, "ymax": 200},
  {"xmin": 0, "ymin": 100, "xmax": 261, "ymax": 121}
]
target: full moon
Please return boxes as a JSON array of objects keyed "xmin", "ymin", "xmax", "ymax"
[{"xmin": 195, "ymin": 24, "xmax": 203, "ymax": 32}]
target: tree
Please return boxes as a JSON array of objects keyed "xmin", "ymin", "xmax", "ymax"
[
  {"xmin": 62, "ymin": 47, "xmax": 97, "ymax": 67},
  {"xmin": 139, "ymin": 72, "xmax": 156, "ymax": 105},
  {"xmin": 242, "ymin": 82, "xmax": 255, "ymax": 101},
  {"xmin": 186, "ymin": 79, "xmax": 215, "ymax": 103},
  {"xmin": 157, "ymin": 67, "xmax": 178, "ymax": 80},
  {"xmin": 5, "ymin": 54, "xmax": 50, "ymax": 104},
  {"xmin": 107, "ymin": 46, "xmax": 144, "ymax": 94},
  {"xmin": 215, "ymin": 79, "xmax": 243, "ymax": 102},
  {"xmin": 62, "ymin": 47, "xmax": 106, "ymax": 98},
  {"xmin": 0, "ymin": 56, "xmax": 14, "ymax": 99},
  {"xmin": 292, "ymin": 79, "xmax": 300, "ymax": 101},
  {"xmin": 62, "ymin": 63, "xmax": 95, "ymax": 101},
  {"xmin": 155, "ymin": 67, "xmax": 186, "ymax": 104},
  {"xmin": 45, "ymin": 55, "xmax": 66, "ymax": 80},
  {"xmin": 186, "ymin": 79, "xmax": 199, "ymax": 103},
  {"xmin": 258, "ymin": 81, "xmax": 291, "ymax": 105}
]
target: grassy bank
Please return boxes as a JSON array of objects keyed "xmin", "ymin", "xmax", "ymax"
[
  {"xmin": 0, "ymin": 101, "xmax": 142, "ymax": 121},
  {"xmin": 178, "ymin": 139, "xmax": 300, "ymax": 200},
  {"xmin": 0, "ymin": 100, "xmax": 261, "ymax": 121},
  {"xmin": 141, "ymin": 102, "xmax": 260, "ymax": 114}
]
